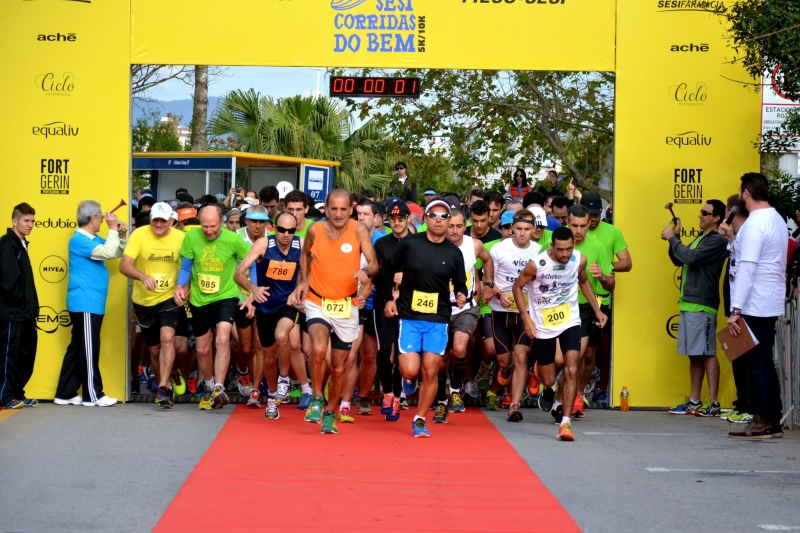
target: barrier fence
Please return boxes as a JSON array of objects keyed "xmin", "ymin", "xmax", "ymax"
[{"xmin": 775, "ymin": 295, "xmax": 799, "ymax": 430}]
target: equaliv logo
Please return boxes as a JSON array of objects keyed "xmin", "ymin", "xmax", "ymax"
[
  {"xmin": 331, "ymin": 0, "xmax": 368, "ymax": 10},
  {"xmin": 332, "ymin": 0, "xmax": 426, "ymax": 54}
]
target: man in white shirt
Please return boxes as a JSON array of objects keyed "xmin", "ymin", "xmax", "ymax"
[{"xmin": 726, "ymin": 173, "xmax": 786, "ymax": 439}]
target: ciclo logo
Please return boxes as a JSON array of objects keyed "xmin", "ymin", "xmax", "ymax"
[
  {"xmin": 39, "ymin": 255, "xmax": 67, "ymax": 283},
  {"xmin": 35, "ymin": 72, "xmax": 74, "ymax": 96},
  {"xmin": 668, "ymin": 82, "xmax": 707, "ymax": 106},
  {"xmin": 34, "ymin": 217, "xmax": 77, "ymax": 229},
  {"xmin": 666, "ymin": 314, "xmax": 680, "ymax": 339},
  {"xmin": 36, "ymin": 306, "xmax": 71, "ymax": 334}
]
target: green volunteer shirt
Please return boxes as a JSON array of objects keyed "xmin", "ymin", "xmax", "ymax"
[
  {"xmin": 477, "ymin": 238, "xmax": 502, "ymax": 315},
  {"xmin": 180, "ymin": 227, "xmax": 250, "ymax": 307},
  {"xmin": 295, "ymin": 219, "xmax": 314, "ymax": 239},
  {"xmin": 533, "ymin": 229, "xmax": 553, "ymax": 249},
  {"xmin": 574, "ymin": 237, "xmax": 613, "ymax": 306},
  {"xmin": 588, "ymin": 221, "xmax": 627, "ymax": 264},
  {"xmin": 678, "ymin": 234, "xmax": 717, "ymax": 315}
]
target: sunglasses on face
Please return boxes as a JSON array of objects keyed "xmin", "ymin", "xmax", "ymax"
[
  {"xmin": 390, "ymin": 216, "xmax": 407, "ymax": 223},
  {"xmin": 427, "ymin": 212, "xmax": 451, "ymax": 220},
  {"xmin": 700, "ymin": 210, "xmax": 713, "ymax": 217},
  {"xmin": 275, "ymin": 226, "xmax": 297, "ymax": 234},
  {"xmin": 395, "ymin": 166, "xmax": 405, "ymax": 170}
]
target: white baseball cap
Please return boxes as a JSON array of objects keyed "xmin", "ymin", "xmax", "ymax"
[
  {"xmin": 150, "ymin": 202, "xmax": 173, "ymax": 221},
  {"xmin": 530, "ymin": 206, "xmax": 547, "ymax": 227},
  {"xmin": 424, "ymin": 199, "xmax": 451, "ymax": 215}
]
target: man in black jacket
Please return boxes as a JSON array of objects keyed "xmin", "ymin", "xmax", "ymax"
[
  {"xmin": 662, "ymin": 200, "xmax": 728, "ymax": 417},
  {"xmin": 0, "ymin": 203, "xmax": 40, "ymax": 409}
]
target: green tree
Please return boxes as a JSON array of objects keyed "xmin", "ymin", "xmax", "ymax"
[
  {"xmin": 209, "ymin": 91, "xmax": 393, "ymax": 192},
  {"xmin": 336, "ymin": 69, "xmax": 615, "ymax": 200},
  {"xmin": 132, "ymin": 111, "xmax": 184, "ymax": 189}
]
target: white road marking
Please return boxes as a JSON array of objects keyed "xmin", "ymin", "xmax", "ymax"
[
  {"xmin": 757, "ymin": 526, "xmax": 800, "ymax": 531},
  {"xmin": 647, "ymin": 468, "xmax": 800, "ymax": 474},
  {"xmin": 584, "ymin": 432, "xmax": 699, "ymax": 436}
]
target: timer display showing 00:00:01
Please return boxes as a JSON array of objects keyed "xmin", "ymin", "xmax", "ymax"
[{"xmin": 329, "ymin": 76, "xmax": 420, "ymax": 98}]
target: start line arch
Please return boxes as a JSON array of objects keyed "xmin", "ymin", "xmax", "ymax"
[{"xmin": 0, "ymin": 0, "xmax": 757, "ymax": 407}]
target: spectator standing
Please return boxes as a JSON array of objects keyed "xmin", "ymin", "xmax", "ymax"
[
  {"xmin": 0, "ymin": 203, "xmax": 39, "ymax": 409},
  {"xmin": 54, "ymin": 200, "xmax": 127, "ymax": 407},
  {"xmin": 387, "ymin": 162, "xmax": 417, "ymax": 203},
  {"xmin": 508, "ymin": 168, "xmax": 532, "ymax": 200},
  {"xmin": 727, "ymin": 173, "xmax": 787, "ymax": 439}
]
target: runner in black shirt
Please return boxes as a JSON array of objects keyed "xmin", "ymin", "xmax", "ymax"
[{"xmin": 382, "ymin": 199, "xmax": 468, "ymax": 437}]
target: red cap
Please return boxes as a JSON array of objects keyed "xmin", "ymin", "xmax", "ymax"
[{"xmin": 407, "ymin": 202, "xmax": 423, "ymax": 218}]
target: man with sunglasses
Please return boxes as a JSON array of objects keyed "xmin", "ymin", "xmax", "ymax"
[
  {"xmin": 120, "ymin": 202, "xmax": 185, "ymax": 409},
  {"xmin": 662, "ymin": 200, "xmax": 728, "ymax": 417},
  {"xmin": 236, "ymin": 211, "xmax": 304, "ymax": 421},
  {"xmin": 381, "ymin": 199, "xmax": 468, "ymax": 437},
  {"xmin": 485, "ymin": 210, "xmax": 542, "ymax": 419},
  {"xmin": 387, "ymin": 161, "xmax": 417, "ymax": 204},
  {"xmin": 289, "ymin": 190, "xmax": 378, "ymax": 435}
]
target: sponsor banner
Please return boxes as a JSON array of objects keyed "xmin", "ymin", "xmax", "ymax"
[
  {"xmin": 0, "ymin": 0, "xmax": 130, "ymax": 400},
  {"xmin": 614, "ymin": 0, "xmax": 759, "ymax": 407},
  {"xmin": 130, "ymin": 0, "xmax": 617, "ymax": 71},
  {"xmin": 761, "ymin": 69, "xmax": 800, "ymax": 152}
]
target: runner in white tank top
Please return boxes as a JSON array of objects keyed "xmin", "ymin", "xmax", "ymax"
[{"xmin": 513, "ymin": 226, "xmax": 607, "ymax": 442}]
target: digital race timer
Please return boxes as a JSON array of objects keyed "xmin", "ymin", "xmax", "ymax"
[{"xmin": 329, "ymin": 76, "xmax": 420, "ymax": 99}]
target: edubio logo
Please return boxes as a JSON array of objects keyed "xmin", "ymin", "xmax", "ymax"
[
  {"xmin": 666, "ymin": 131, "xmax": 711, "ymax": 148},
  {"xmin": 36, "ymin": 72, "xmax": 74, "ymax": 96},
  {"xmin": 35, "ymin": 217, "xmax": 77, "ymax": 229},
  {"xmin": 669, "ymin": 82, "xmax": 707, "ymax": 106},
  {"xmin": 36, "ymin": 306, "xmax": 71, "ymax": 334},
  {"xmin": 332, "ymin": 0, "xmax": 424, "ymax": 54},
  {"xmin": 32, "ymin": 121, "xmax": 79, "ymax": 139},
  {"xmin": 39, "ymin": 255, "xmax": 67, "ymax": 283}
]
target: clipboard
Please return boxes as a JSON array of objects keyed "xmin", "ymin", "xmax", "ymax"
[{"xmin": 717, "ymin": 319, "xmax": 758, "ymax": 362}]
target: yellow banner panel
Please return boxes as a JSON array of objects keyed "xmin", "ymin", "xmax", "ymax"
[
  {"xmin": 131, "ymin": 0, "xmax": 616, "ymax": 72},
  {"xmin": 0, "ymin": 1, "xmax": 131, "ymax": 400},
  {"xmin": 614, "ymin": 0, "xmax": 760, "ymax": 407}
]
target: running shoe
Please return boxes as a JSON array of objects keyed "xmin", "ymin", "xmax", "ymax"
[
  {"xmin": 694, "ymin": 399, "xmax": 720, "ymax": 417},
  {"xmin": 170, "ymin": 371, "xmax": 187, "ymax": 396},
  {"xmin": 402, "ymin": 377, "xmax": 418, "ymax": 396},
  {"xmin": 497, "ymin": 365, "xmax": 512, "ymax": 387},
  {"xmin": 138, "ymin": 365, "xmax": 149, "ymax": 383},
  {"xmin": 380, "ymin": 394, "xmax": 394, "ymax": 415},
  {"xmin": 464, "ymin": 380, "xmax": 481, "ymax": 400},
  {"xmin": 321, "ymin": 411, "xmax": 339, "ymax": 434},
  {"xmin": 357, "ymin": 398, "xmax": 372, "ymax": 415},
  {"xmin": 248, "ymin": 389, "xmax": 262, "ymax": 408},
  {"xmin": 23, "ymin": 398, "xmax": 38, "ymax": 408},
  {"xmin": 264, "ymin": 398, "xmax": 280, "ymax": 420},
  {"xmin": 304, "ymin": 396, "xmax": 323, "ymax": 423},
  {"xmin": 386, "ymin": 398, "xmax": 401, "ymax": 422},
  {"xmin": 53, "ymin": 395, "xmax": 82, "ymax": 406},
  {"xmin": 585, "ymin": 366, "xmax": 601, "ymax": 395},
  {"xmin": 290, "ymin": 381, "xmax": 301, "ymax": 401},
  {"xmin": 450, "ymin": 392, "xmax": 465, "ymax": 413},
  {"xmin": 276, "ymin": 378, "xmax": 291, "ymax": 403},
  {"xmin": 527, "ymin": 371, "xmax": 540, "ymax": 398},
  {"xmin": 211, "ymin": 385, "xmax": 229, "ymax": 409},
  {"xmin": 557, "ymin": 422, "xmax": 575, "ymax": 441},
  {"xmin": 198, "ymin": 384, "xmax": 213, "ymax": 410},
  {"xmin": 573, "ymin": 394, "xmax": 585, "ymax": 419},
  {"xmin": 485, "ymin": 391, "xmax": 500, "ymax": 411},
  {"xmin": 594, "ymin": 389, "xmax": 608, "ymax": 405},
  {"xmin": 413, "ymin": 417, "xmax": 430, "ymax": 438},
  {"xmin": 433, "ymin": 403, "xmax": 449, "ymax": 424},
  {"xmin": 146, "ymin": 376, "xmax": 158, "ymax": 394},
  {"xmin": 501, "ymin": 390, "xmax": 513, "ymax": 409},
  {"xmin": 539, "ymin": 386, "xmax": 555, "ymax": 412},
  {"xmin": 194, "ymin": 380, "xmax": 206, "ymax": 398},
  {"xmin": 130, "ymin": 379, "xmax": 140, "ymax": 396},
  {"xmin": 551, "ymin": 404, "xmax": 564, "ymax": 425},
  {"xmin": 338, "ymin": 406, "xmax": 355, "ymax": 423},
  {"xmin": 155, "ymin": 386, "xmax": 174, "ymax": 409},
  {"xmin": 4, "ymin": 399, "xmax": 23, "ymax": 409},
  {"xmin": 227, "ymin": 368, "xmax": 240, "ymax": 392},
  {"xmin": 475, "ymin": 361, "xmax": 493, "ymax": 390},
  {"xmin": 399, "ymin": 396, "xmax": 409, "ymax": 410},
  {"xmin": 297, "ymin": 392, "xmax": 313, "ymax": 410},
  {"xmin": 237, "ymin": 372, "xmax": 252, "ymax": 397},
  {"xmin": 186, "ymin": 372, "xmax": 198, "ymax": 396},
  {"xmin": 668, "ymin": 398, "xmax": 701, "ymax": 415},
  {"xmin": 507, "ymin": 403, "xmax": 523, "ymax": 422},
  {"xmin": 726, "ymin": 411, "xmax": 753, "ymax": 424}
]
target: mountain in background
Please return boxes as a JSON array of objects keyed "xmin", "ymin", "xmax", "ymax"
[{"xmin": 132, "ymin": 97, "xmax": 220, "ymax": 127}]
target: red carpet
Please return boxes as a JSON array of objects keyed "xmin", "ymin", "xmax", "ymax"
[{"xmin": 154, "ymin": 405, "xmax": 580, "ymax": 533}]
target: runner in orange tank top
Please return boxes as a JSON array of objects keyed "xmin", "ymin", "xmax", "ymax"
[{"xmin": 288, "ymin": 189, "xmax": 378, "ymax": 434}]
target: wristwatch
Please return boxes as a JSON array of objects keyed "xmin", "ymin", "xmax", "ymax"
[
  {"xmin": 362, "ymin": 267, "xmax": 372, "ymax": 279},
  {"xmin": 485, "ymin": 282, "xmax": 495, "ymax": 289},
  {"xmin": 731, "ymin": 309, "xmax": 741, "ymax": 316}
]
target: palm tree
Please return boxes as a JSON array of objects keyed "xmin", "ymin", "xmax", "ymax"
[{"xmin": 209, "ymin": 90, "xmax": 391, "ymax": 192}]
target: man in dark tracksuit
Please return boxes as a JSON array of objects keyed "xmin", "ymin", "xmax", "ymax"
[{"xmin": 0, "ymin": 203, "xmax": 40, "ymax": 409}]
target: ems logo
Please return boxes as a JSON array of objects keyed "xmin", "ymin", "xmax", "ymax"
[
  {"xmin": 39, "ymin": 255, "xmax": 67, "ymax": 283},
  {"xmin": 539, "ymin": 260, "xmax": 546, "ymax": 266},
  {"xmin": 36, "ymin": 306, "xmax": 71, "ymax": 334}
]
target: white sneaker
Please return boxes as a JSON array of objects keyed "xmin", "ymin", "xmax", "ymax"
[
  {"xmin": 82, "ymin": 396, "xmax": 118, "ymax": 407},
  {"xmin": 53, "ymin": 395, "xmax": 82, "ymax": 405}
]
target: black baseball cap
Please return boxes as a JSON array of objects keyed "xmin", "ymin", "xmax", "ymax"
[
  {"xmin": 385, "ymin": 198, "xmax": 410, "ymax": 217},
  {"xmin": 580, "ymin": 193, "xmax": 603, "ymax": 215}
]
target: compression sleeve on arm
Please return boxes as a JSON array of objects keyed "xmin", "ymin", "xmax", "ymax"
[
  {"xmin": 250, "ymin": 262, "xmax": 258, "ymax": 285},
  {"xmin": 178, "ymin": 256, "xmax": 193, "ymax": 287},
  {"xmin": 731, "ymin": 260, "xmax": 757, "ymax": 311}
]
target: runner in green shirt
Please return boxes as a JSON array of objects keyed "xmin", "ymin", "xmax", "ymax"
[
  {"xmin": 175, "ymin": 205, "xmax": 250, "ymax": 411},
  {"xmin": 284, "ymin": 190, "xmax": 315, "ymax": 238}
]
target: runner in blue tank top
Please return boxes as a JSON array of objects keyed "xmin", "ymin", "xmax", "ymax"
[{"xmin": 235, "ymin": 211, "xmax": 303, "ymax": 421}]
